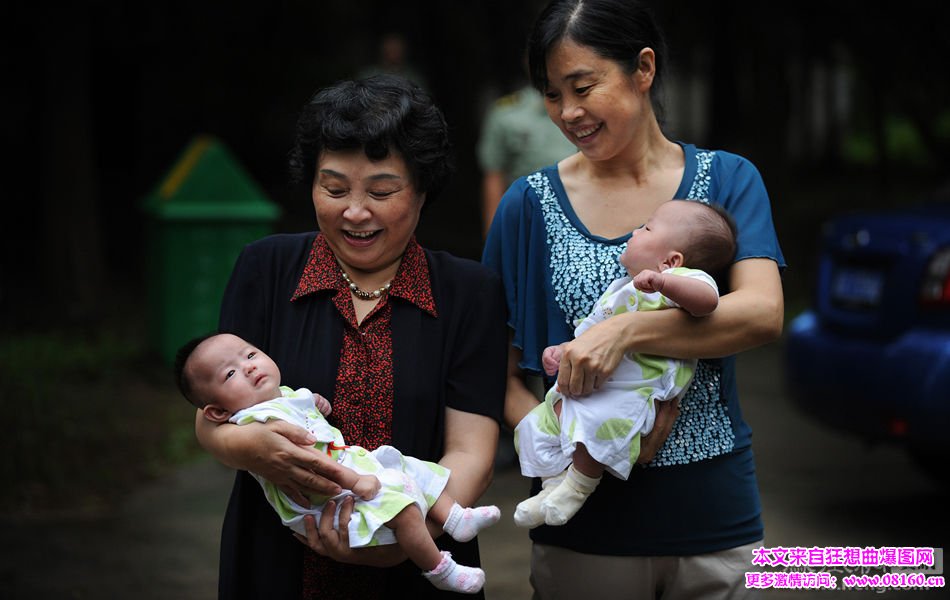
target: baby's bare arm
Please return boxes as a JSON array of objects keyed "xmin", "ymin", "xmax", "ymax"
[{"xmin": 634, "ymin": 270, "xmax": 719, "ymax": 317}]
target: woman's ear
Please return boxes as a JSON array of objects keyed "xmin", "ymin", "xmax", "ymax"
[
  {"xmin": 635, "ymin": 48, "xmax": 656, "ymax": 91},
  {"xmin": 203, "ymin": 404, "xmax": 233, "ymax": 424}
]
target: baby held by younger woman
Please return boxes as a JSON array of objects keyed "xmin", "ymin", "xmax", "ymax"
[{"xmin": 514, "ymin": 199, "xmax": 737, "ymax": 527}]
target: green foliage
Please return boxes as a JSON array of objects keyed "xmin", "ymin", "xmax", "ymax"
[
  {"xmin": 842, "ymin": 113, "xmax": 949, "ymax": 168},
  {"xmin": 936, "ymin": 111, "xmax": 950, "ymax": 139},
  {"xmin": 0, "ymin": 330, "xmax": 203, "ymax": 513}
]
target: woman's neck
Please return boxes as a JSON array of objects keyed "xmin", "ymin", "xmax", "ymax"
[
  {"xmin": 339, "ymin": 258, "xmax": 401, "ymax": 325},
  {"xmin": 557, "ymin": 124, "xmax": 685, "ymax": 239},
  {"xmin": 338, "ymin": 258, "xmax": 401, "ymax": 294},
  {"xmin": 581, "ymin": 122, "xmax": 679, "ymax": 184}
]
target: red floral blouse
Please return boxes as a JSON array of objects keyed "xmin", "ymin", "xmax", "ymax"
[{"xmin": 291, "ymin": 233, "xmax": 437, "ymax": 599}]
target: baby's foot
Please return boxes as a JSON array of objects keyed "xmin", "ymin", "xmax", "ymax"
[
  {"xmin": 423, "ymin": 551, "xmax": 485, "ymax": 594},
  {"xmin": 513, "ymin": 494, "xmax": 545, "ymax": 529},
  {"xmin": 443, "ymin": 502, "xmax": 501, "ymax": 542},
  {"xmin": 541, "ymin": 465, "xmax": 601, "ymax": 526},
  {"xmin": 513, "ymin": 472, "xmax": 565, "ymax": 528}
]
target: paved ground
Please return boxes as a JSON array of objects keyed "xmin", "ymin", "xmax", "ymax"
[
  {"xmin": 0, "ymin": 439, "xmax": 531, "ymax": 599},
  {"xmin": 2, "ymin": 342, "xmax": 946, "ymax": 598}
]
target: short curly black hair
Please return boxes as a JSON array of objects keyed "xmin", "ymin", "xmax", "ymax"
[{"xmin": 288, "ymin": 75, "xmax": 454, "ymax": 206}]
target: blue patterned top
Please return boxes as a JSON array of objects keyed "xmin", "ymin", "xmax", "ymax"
[
  {"xmin": 483, "ymin": 142, "xmax": 786, "ymax": 555},
  {"xmin": 535, "ymin": 160, "xmax": 734, "ymax": 467}
]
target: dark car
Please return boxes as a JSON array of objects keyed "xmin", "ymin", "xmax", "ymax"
[{"xmin": 784, "ymin": 200, "xmax": 950, "ymax": 484}]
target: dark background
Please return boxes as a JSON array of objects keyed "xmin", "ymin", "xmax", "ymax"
[
  {"xmin": 4, "ymin": 0, "xmax": 949, "ymax": 334},
  {"xmin": 1, "ymin": 4, "xmax": 949, "ymax": 592}
]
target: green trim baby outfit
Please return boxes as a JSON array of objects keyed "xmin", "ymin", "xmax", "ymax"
[
  {"xmin": 231, "ymin": 387, "xmax": 450, "ymax": 547},
  {"xmin": 515, "ymin": 268, "xmax": 718, "ymax": 480}
]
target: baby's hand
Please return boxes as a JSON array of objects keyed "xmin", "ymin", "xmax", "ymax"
[
  {"xmin": 633, "ymin": 269, "xmax": 665, "ymax": 294},
  {"xmin": 352, "ymin": 475, "xmax": 381, "ymax": 500},
  {"xmin": 542, "ymin": 344, "xmax": 564, "ymax": 376},
  {"xmin": 312, "ymin": 393, "xmax": 332, "ymax": 417}
]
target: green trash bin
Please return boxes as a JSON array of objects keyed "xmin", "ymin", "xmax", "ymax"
[{"xmin": 142, "ymin": 135, "xmax": 281, "ymax": 365}]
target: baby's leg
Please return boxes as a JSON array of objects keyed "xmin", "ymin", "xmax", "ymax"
[
  {"xmin": 571, "ymin": 443, "xmax": 607, "ymax": 480},
  {"xmin": 388, "ymin": 504, "xmax": 443, "ymax": 571},
  {"xmin": 514, "ymin": 396, "xmax": 570, "ymax": 528},
  {"xmin": 388, "ymin": 505, "xmax": 485, "ymax": 594},
  {"xmin": 429, "ymin": 493, "xmax": 501, "ymax": 543},
  {"xmin": 541, "ymin": 444, "xmax": 603, "ymax": 526}
]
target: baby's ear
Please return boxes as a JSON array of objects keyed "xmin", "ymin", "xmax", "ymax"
[
  {"xmin": 661, "ymin": 251, "xmax": 684, "ymax": 270},
  {"xmin": 202, "ymin": 404, "xmax": 232, "ymax": 423}
]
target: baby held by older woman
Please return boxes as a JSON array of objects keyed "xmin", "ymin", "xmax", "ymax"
[{"xmin": 175, "ymin": 333, "xmax": 500, "ymax": 594}]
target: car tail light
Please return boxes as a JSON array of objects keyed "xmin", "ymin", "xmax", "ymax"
[{"xmin": 920, "ymin": 247, "xmax": 950, "ymax": 306}]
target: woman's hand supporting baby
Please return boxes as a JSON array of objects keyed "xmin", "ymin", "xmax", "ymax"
[
  {"xmin": 195, "ymin": 412, "xmax": 349, "ymax": 505},
  {"xmin": 297, "ymin": 498, "xmax": 408, "ymax": 568},
  {"xmin": 554, "ymin": 313, "xmax": 635, "ymax": 398},
  {"xmin": 541, "ymin": 335, "xmax": 679, "ymax": 465}
]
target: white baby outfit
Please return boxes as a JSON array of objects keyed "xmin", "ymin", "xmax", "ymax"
[
  {"xmin": 515, "ymin": 267, "xmax": 718, "ymax": 480},
  {"xmin": 231, "ymin": 387, "xmax": 450, "ymax": 547}
]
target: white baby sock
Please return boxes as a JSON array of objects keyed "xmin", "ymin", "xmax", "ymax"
[
  {"xmin": 541, "ymin": 464, "xmax": 601, "ymax": 526},
  {"xmin": 513, "ymin": 472, "xmax": 566, "ymax": 528},
  {"xmin": 423, "ymin": 550, "xmax": 485, "ymax": 594},
  {"xmin": 442, "ymin": 502, "xmax": 501, "ymax": 542}
]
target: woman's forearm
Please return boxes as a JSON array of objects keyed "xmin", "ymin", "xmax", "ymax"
[
  {"xmin": 195, "ymin": 410, "xmax": 247, "ymax": 470},
  {"xmin": 625, "ymin": 296, "xmax": 782, "ymax": 359},
  {"xmin": 557, "ymin": 259, "xmax": 783, "ymax": 397},
  {"xmin": 621, "ymin": 259, "xmax": 784, "ymax": 359},
  {"xmin": 195, "ymin": 409, "xmax": 346, "ymax": 499},
  {"xmin": 503, "ymin": 340, "xmax": 543, "ymax": 429},
  {"xmin": 439, "ymin": 408, "xmax": 498, "ymax": 507},
  {"xmin": 506, "ymin": 377, "xmax": 541, "ymax": 431}
]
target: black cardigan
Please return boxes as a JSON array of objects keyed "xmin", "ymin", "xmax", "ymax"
[{"xmin": 216, "ymin": 232, "xmax": 507, "ymax": 599}]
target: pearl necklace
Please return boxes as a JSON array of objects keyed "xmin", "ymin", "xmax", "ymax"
[{"xmin": 341, "ymin": 270, "xmax": 392, "ymax": 300}]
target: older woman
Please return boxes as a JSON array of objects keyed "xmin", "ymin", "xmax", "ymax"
[
  {"xmin": 483, "ymin": 1, "xmax": 785, "ymax": 598},
  {"xmin": 196, "ymin": 76, "xmax": 507, "ymax": 599}
]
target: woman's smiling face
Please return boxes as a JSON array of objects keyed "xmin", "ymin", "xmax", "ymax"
[
  {"xmin": 312, "ymin": 148, "xmax": 425, "ymax": 277},
  {"xmin": 542, "ymin": 39, "xmax": 654, "ymax": 162}
]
